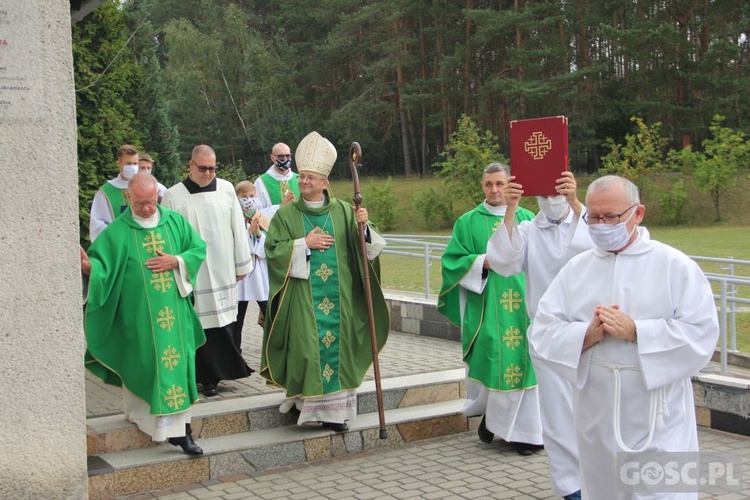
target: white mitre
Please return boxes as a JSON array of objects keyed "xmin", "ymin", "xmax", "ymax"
[{"xmin": 295, "ymin": 131, "xmax": 337, "ymax": 177}]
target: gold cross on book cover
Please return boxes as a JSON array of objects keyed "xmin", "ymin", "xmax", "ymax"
[{"xmin": 509, "ymin": 115, "xmax": 569, "ymax": 196}]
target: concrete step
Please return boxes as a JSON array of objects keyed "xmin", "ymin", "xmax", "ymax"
[
  {"xmin": 86, "ymin": 368, "xmax": 466, "ymax": 456},
  {"xmin": 87, "ymin": 369, "xmax": 474, "ymax": 498}
]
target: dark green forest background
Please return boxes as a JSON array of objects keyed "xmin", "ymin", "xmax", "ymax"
[{"xmin": 73, "ymin": 0, "xmax": 750, "ymax": 236}]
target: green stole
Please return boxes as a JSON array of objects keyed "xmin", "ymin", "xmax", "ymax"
[
  {"xmin": 260, "ymin": 172, "xmax": 300, "ymax": 204},
  {"xmin": 438, "ymin": 203, "xmax": 536, "ymax": 391},
  {"xmin": 302, "ymin": 211, "xmax": 342, "ymax": 394},
  {"xmin": 100, "ymin": 181, "xmax": 129, "ymax": 218},
  {"xmin": 85, "ymin": 207, "xmax": 207, "ymax": 415}
]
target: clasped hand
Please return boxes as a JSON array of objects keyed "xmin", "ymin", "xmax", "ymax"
[{"xmin": 583, "ymin": 304, "xmax": 637, "ymax": 351}]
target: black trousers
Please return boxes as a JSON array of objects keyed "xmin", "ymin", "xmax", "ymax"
[{"xmin": 195, "ymin": 323, "xmax": 254, "ymax": 385}]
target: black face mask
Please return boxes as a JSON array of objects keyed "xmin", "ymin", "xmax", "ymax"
[{"xmin": 275, "ymin": 158, "xmax": 292, "ymax": 171}]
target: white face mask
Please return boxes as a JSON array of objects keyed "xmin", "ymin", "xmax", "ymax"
[
  {"xmin": 239, "ymin": 196, "xmax": 257, "ymax": 216},
  {"xmin": 122, "ymin": 163, "xmax": 139, "ymax": 180},
  {"xmin": 537, "ymin": 196, "xmax": 569, "ymax": 222},
  {"xmin": 587, "ymin": 207, "xmax": 638, "ymax": 252}
]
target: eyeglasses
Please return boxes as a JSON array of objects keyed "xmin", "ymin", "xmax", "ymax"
[
  {"xmin": 132, "ymin": 200, "xmax": 157, "ymax": 209},
  {"xmin": 194, "ymin": 164, "xmax": 219, "ymax": 173},
  {"xmin": 298, "ymin": 174, "xmax": 324, "ymax": 182},
  {"xmin": 274, "ymin": 154, "xmax": 292, "ymax": 159},
  {"xmin": 583, "ymin": 204, "xmax": 637, "ymax": 225}
]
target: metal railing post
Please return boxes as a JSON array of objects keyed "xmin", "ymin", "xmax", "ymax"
[
  {"xmin": 719, "ymin": 278, "xmax": 728, "ymax": 375},
  {"xmin": 424, "ymin": 242, "xmax": 431, "ymax": 299}
]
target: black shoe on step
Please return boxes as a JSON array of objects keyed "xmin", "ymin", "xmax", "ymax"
[
  {"xmin": 477, "ymin": 415, "xmax": 494, "ymax": 444},
  {"xmin": 203, "ymin": 383, "xmax": 218, "ymax": 397},
  {"xmin": 168, "ymin": 434, "xmax": 203, "ymax": 455},
  {"xmin": 322, "ymin": 422, "xmax": 348, "ymax": 432}
]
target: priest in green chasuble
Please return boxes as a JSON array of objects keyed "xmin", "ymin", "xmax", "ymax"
[
  {"xmin": 438, "ymin": 162, "xmax": 543, "ymax": 455},
  {"xmin": 254, "ymin": 142, "xmax": 301, "ymax": 219},
  {"xmin": 82, "ymin": 173, "xmax": 206, "ymax": 455},
  {"xmin": 261, "ymin": 131, "xmax": 389, "ymax": 432}
]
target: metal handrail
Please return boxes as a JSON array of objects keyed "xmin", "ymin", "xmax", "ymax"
[{"xmin": 383, "ymin": 234, "xmax": 749, "ymax": 373}]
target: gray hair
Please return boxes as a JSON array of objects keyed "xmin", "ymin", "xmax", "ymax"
[
  {"xmin": 586, "ymin": 175, "xmax": 640, "ymax": 205},
  {"xmin": 483, "ymin": 162, "xmax": 510, "ymax": 176},
  {"xmin": 128, "ymin": 171, "xmax": 158, "ymax": 191}
]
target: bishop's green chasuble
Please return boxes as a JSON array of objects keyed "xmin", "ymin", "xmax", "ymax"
[
  {"xmin": 261, "ymin": 193, "xmax": 389, "ymax": 398},
  {"xmin": 438, "ymin": 203, "xmax": 536, "ymax": 392},
  {"xmin": 84, "ymin": 206, "xmax": 207, "ymax": 415}
]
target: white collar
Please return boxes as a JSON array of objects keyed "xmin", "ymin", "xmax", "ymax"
[
  {"xmin": 266, "ymin": 166, "xmax": 294, "ymax": 181},
  {"xmin": 483, "ymin": 201, "xmax": 507, "ymax": 216},
  {"xmin": 132, "ymin": 210, "xmax": 161, "ymax": 228},
  {"xmin": 303, "ymin": 198, "xmax": 325, "ymax": 209}
]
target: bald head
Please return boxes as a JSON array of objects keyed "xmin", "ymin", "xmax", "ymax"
[
  {"xmin": 128, "ymin": 172, "xmax": 158, "ymax": 192},
  {"xmin": 128, "ymin": 173, "xmax": 159, "ymax": 218},
  {"xmin": 192, "ymin": 144, "xmax": 216, "ymax": 162},
  {"xmin": 270, "ymin": 142, "xmax": 293, "ymax": 173}
]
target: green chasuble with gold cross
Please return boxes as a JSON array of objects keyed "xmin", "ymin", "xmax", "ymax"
[
  {"xmin": 261, "ymin": 193, "xmax": 389, "ymax": 398},
  {"xmin": 438, "ymin": 203, "xmax": 536, "ymax": 392},
  {"xmin": 84, "ymin": 206, "xmax": 207, "ymax": 415}
]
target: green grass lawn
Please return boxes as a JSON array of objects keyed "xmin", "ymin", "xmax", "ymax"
[{"xmin": 347, "ymin": 176, "xmax": 750, "ymax": 353}]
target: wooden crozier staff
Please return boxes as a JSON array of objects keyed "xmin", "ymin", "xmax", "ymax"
[{"xmin": 349, "ymin": 142, "xmax": 387, "ymax": 440}]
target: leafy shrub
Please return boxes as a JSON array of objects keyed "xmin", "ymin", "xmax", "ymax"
[
  {"xmin": 364, "ymin": 178, "xmax": 398, "ymax": 231},
  {"xmin": 412, "ymin": 187, "xmax": 454, "ymax": 230},
  {"xmin": 658, "ymin": 178, "xmax": 689, "ymax": 225},
  {"xmin": 434, "ymin": 115, "xmax": 506, "ymax": 205}
]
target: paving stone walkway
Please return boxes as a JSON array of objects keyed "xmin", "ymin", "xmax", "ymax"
[
  {"xmin": 89, "ymin": 298, "xmax": 750, "ymax": 500},
  {"xmin": 120, "ymin": 428, "xmax": 749, "ymax": 500}
]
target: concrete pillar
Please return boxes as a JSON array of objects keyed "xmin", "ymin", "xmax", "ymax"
[{"xmin": 0, "ymin": 1, "xmax": 88, "ymax": 498}]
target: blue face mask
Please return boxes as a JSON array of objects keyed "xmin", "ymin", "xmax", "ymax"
[
  {"xmin": 122, "ymin": 164, "xmax": 139, "ymax": 180},
  {"xmin": 587, "ymin": 208, "xmax": 637, "ymax": 251}
]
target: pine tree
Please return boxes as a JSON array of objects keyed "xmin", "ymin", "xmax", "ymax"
[{"xmin": 73, "ymin": 1, "xmax": 142, "ymax": 245}]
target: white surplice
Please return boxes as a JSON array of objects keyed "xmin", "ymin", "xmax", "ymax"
[
  {"xmin": 253, "ymin": 166, "xmax": 296, "ymax": 219},
  {"xmin": 486, "ymin": 209, "xmax": 592, "ymax": 497},
  {"xmin": 162, "ymin": 178, "xmax": 253, "ymax": 329},
  {"xmin": 237, "ymin": 228, "xmax": 269, "ymax": 302},
  {"xmin": 456, "ymin": 203, "xmax": 543, "ymax": 446},
  {"xmin": 530, "ymin": 227, "xmax": 719, "ymax": 500}
]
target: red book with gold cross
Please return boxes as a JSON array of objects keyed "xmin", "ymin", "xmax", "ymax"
[{"xmin": 509, "ymin": 116, "xmax": 568, "ymax": 196}]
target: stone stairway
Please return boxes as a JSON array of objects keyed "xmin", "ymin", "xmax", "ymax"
[{"xmin": 86, "ymin": 368, "xmax": 472, "ymax": 498}]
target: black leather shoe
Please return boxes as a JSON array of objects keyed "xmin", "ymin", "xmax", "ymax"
[
  {"xmin": 510, "ymin": 441, "xmax": 544, "ymax": 456},
  {"xmin": 477, "ymin": 415, "xmax": 494, "ymax": 444},
  {"xmin": 168, "ymin": 434, "xmax": 203, "ymax": 455},
  {"xmin": 203, "ymin": 383, "xmax": 218, "ymax": 397},
  {"xmin": 322, "ymin": 422, "xmax": 348, "ymax": 432}
]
